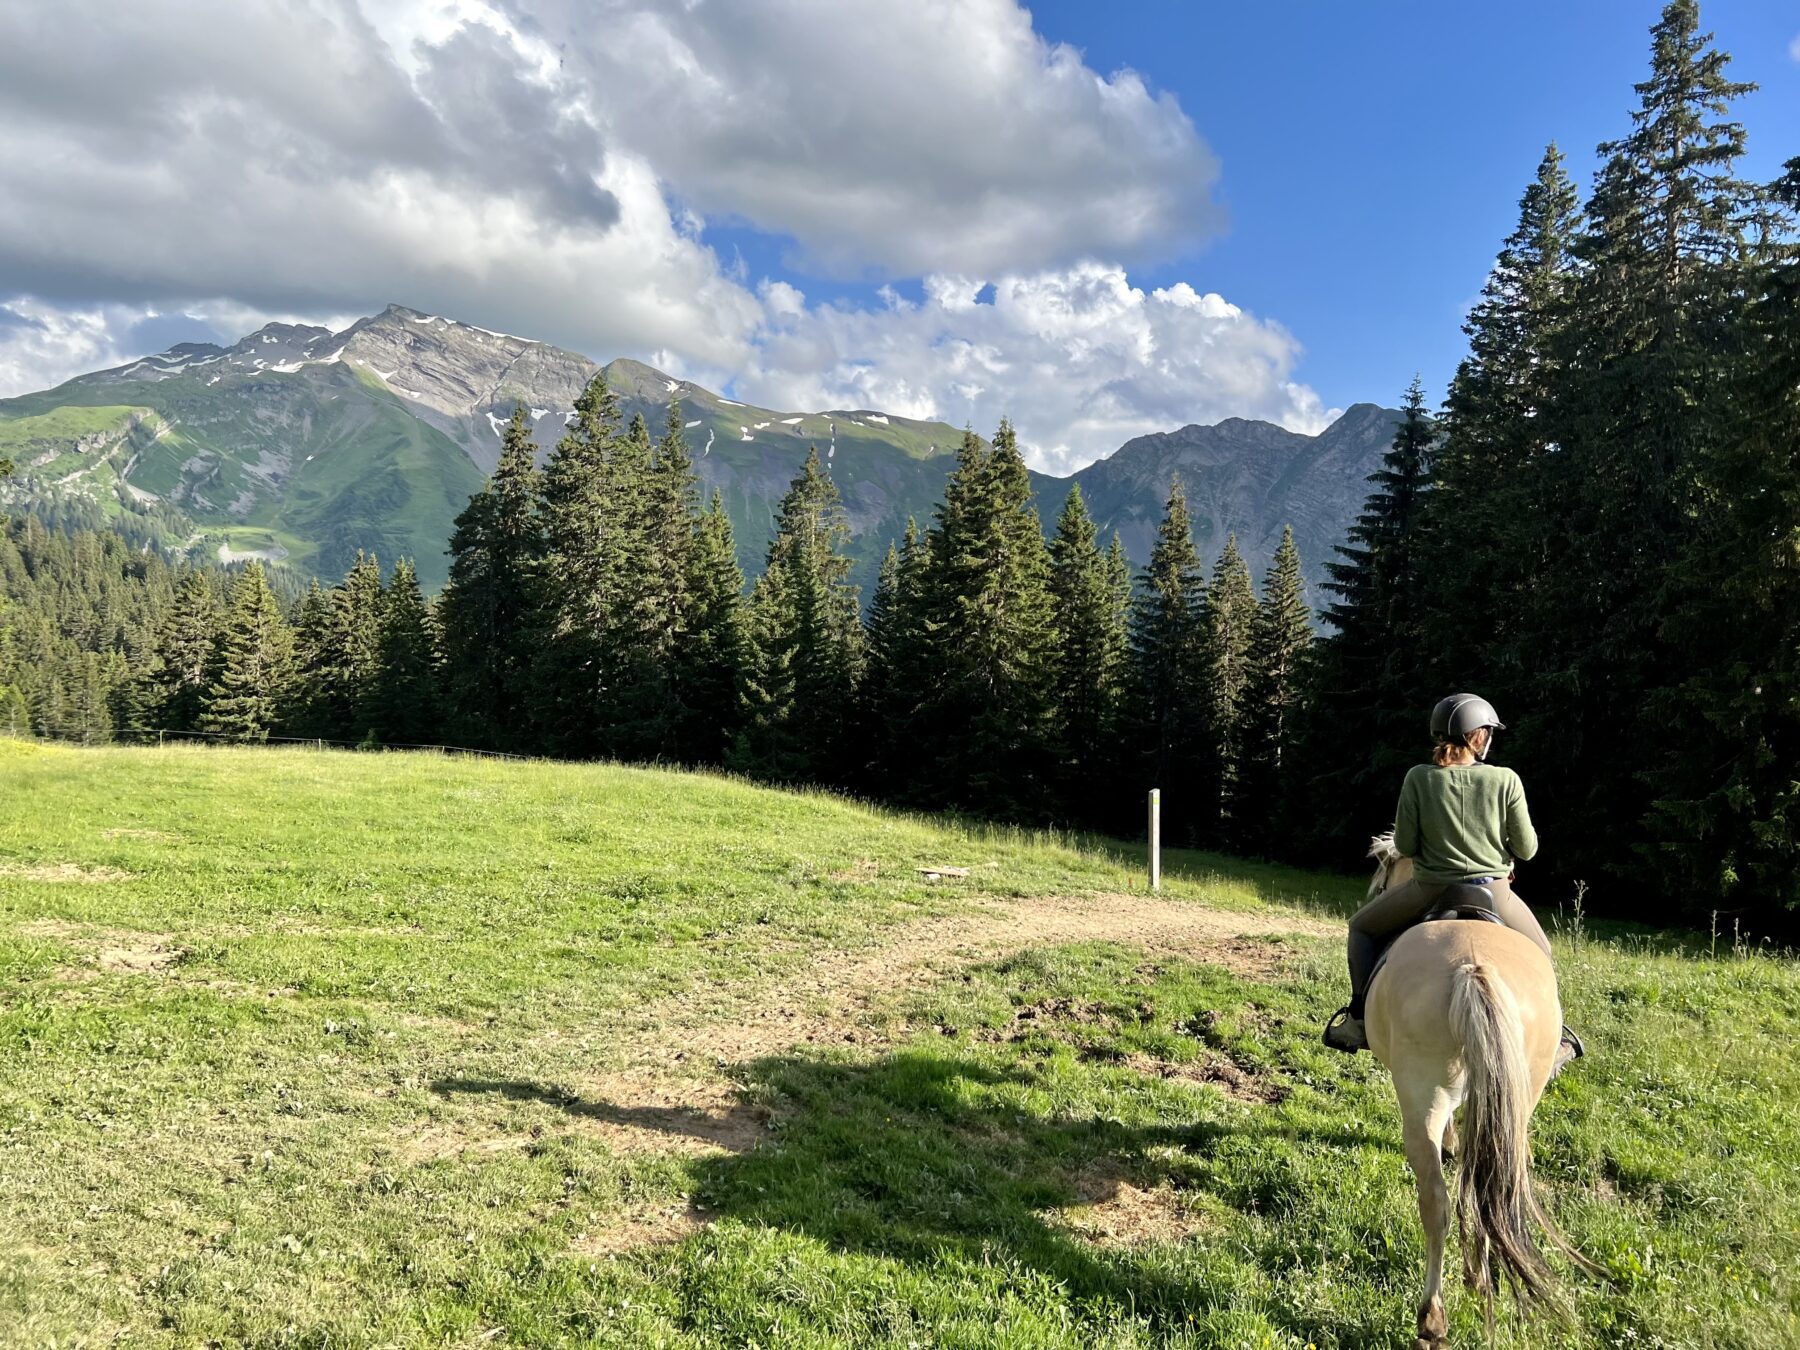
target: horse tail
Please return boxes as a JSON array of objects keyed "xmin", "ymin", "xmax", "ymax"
[{"xmin": 1448, "ymin": 959, "xmax": 1585, "ymax": 1322}]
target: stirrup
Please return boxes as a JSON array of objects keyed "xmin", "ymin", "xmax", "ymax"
[
  {"xmin": 1552, "ymin": 1025, "xmax": 1585, "ymax": 1076},
  {"xmin": 1322, "ymin": 1005, "xmax": 1366, "ymax": 1054}
]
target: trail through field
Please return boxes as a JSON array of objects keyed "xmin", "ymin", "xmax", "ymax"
[{"xmin": 618, "ymin": 891, "xmax": 1335, "ymax": 1071}]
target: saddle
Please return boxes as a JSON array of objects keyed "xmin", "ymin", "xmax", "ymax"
[{"xmin": 1367, "ymin": 881, "xmax": 1506, "ymax": 990}]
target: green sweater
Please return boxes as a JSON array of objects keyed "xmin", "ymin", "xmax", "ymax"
[{"xmin": 1393, "ymin": 762, "xmax": 1538, "ymax": 884}]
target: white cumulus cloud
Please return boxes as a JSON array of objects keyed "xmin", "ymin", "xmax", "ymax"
[
  {"xmin": 740, "ymin": 262, "xmax": 1338, "ymax": 474},
  {"xmin": 0, "ymin": 0, "xmax": 1330, "ymax": 471}
]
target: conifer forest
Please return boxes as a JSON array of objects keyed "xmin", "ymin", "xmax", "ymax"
[{"xmin": 2, "ymin": 1, "xmax": 1796, "ymax": 934}]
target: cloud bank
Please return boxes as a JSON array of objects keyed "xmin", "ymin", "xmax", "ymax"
[{"xmin": 0, "ymin": 0, "xmax": 1332, "ymax": 469}]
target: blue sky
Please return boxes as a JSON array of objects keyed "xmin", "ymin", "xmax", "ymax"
[
  {"xmin": 2, "ymin": 1, "xmax": 1795, "ymax": 471},
  {"xmin": 718, "ymin": 1, "xmax": 1800, "ymax": 414}
]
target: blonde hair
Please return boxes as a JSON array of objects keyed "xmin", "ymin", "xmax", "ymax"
[{"xmin": 1432, "ymin": 726, "xmax": 1491, "ymax": 766}]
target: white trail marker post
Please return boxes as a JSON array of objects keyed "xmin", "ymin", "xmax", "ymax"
[{"xmin": 1148, "ymin": 788, "xmax": 1162, "ymax": 892}]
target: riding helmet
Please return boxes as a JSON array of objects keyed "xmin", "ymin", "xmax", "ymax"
[{"xmin": 1430, "ymin": 693, "xmax": 1505, "ymax": 747}]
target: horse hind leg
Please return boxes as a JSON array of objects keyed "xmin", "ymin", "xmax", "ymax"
[{"xmin": 1399, "ymin": 1079, "xmax": 1458, "ymax": 1350}]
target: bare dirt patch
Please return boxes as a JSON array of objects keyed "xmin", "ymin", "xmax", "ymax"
[
  {"xmin": 1123, "ymin": 1051, "xmax": 1288, "ymax": 1106},
  {"xmin": 1054, "ymin": 1170, "xmax": 1213, "ymax": 1248},
  {"xmin": 3, "ymin": 862, "xmax": 134, "ymax": 883},
  {"xmin": 22, "ymin": 917, "xmax": 184, "ymax": 974},
  {"xmin": 574, "ymin": 1202, "xmax": 709, "ymax": 1258}
]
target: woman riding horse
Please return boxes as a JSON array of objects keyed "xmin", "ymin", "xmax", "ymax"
[{"xmin": 1323, "ymin": 693, "xmax": 1584, "ymax": 1070}]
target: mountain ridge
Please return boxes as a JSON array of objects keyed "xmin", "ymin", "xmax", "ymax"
[{"xmin": 0, "ymin": 304, "xmax": 1399, "ymax": 597}]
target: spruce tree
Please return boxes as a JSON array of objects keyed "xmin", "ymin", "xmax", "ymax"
[
  {"xmin": 199, "ymin": 562, "xmax": 293, "ymax": 740},
  {"xmin": 731, "ymin": 448, "xmax": 863, "ymax": 784},
  {"xmin": 1297, "ymin": 379, "xmax": 1435, "ymax": 858},
  {"xmin": 534, "ymin": 370, "xmax": 622, "ymax": 755},
  {"xmin": 854, "ymin": 517, "xmax": 933, "ymax": 797},
  {"xmin": 146, "ymin": 570, "xmax": 220, "ymax": 732},
  {"xmin": 1236, "ymin": 527, "xmax": 1313, "ymax": 856},
  {"xmin": 1643, "ymin": 158, "xmax": 1800, "ymax": 913},
  {"xmin": 1522, "ymin": 0, "xmax": 1765, "ymax": 889},
  {"xmin": 675, "ymin": 488, "xmax": 746, "ymax": 764},
  {"xmin": 1127, "ymin": 480, "xmax": 1208, "ymax": 844},
  {"xmin": 1048, "ymin": 485, "xmax": 1129, "ymax": 823},
  {"xmin": 1421, "ymin": 143, "xmax": 1580, "ymax": 698},
  {"xmin": 438, "ymin": 404, "xmax": 542, "ymax": 749},
  {"xmin": 369, "ymin": 559, "xmax": 438, "ymax": 745},
  {"xmin": 1199, "ymin": 534, "xmax": 1257, "ymax": 848},
  {"xmin": 913, "ymin": 422, "xmax": 1057, "ymax": 817}
]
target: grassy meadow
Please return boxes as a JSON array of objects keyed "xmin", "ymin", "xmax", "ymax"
[{"xmin": 0, "ymin": 739, "xmax": 1795, "ymax": 1347}]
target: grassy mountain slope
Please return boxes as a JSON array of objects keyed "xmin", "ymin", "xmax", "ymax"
[
  {"xmin": 1, "ymin": 739, "xmax": 1794, "ymax": 1346},
  {"xmin": 0, "ymin": 305, "xmax": 1395, "ymax": 597}
]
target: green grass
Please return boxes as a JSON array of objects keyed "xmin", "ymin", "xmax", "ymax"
[{"xmin": 0, "ymin": 742, "xmax": 1794, "ymax": 1347}]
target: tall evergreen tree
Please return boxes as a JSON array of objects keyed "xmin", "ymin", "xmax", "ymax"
[
  {"xmin": 911, "ymin": 421, "xmax": 1056, "ymax": 817},
  {"xmin": 730, "ymin": 448, "xmax": 863, "ymax": 783},
  {"xmin": 674, "ymin": 488, "xmax": 746, "ymax": 765},
  {"xmin": 1048, "ymin": 485, "xmax": 1130, "ymax": 821},
  {"xmin": 1643, "ymin": 158, "xmax": 1800, "ymax": 913},
  {"xmin": 1236, "ymin": 527, "xmax": 1313, "ymax": 856},
  {"xmin": 145, "ymin": 570, "xmax": 220, "ymax": 732},
  {"xmin": 1520, "ymin": 0, "xmax": 1765, "ymax": 890},
  {"xmin": 1127, "ymin": 479, "xmax": 1208, "ymax": 844},
  {"xmin": 368, "ymin": 559, "xmax": 438, "ymax": 745},
  {"xmin": 1421, "ymin": 143, "xmax": 1580, "ymax": 697},
  {"xmin": 534, "ymin": 371, "xmax": 623, "ymax": 755},
  {"xmin": 1297, "ymin": 378, "xmax": 1436, "ymax": 857},
  {"xmin": 854, "ymin": 517, "xmax": 933, "ymax": 797},
  {"xmin": 438, "ymin": 404, "xmax": 542, "ymax": 749},
  {"xmin": 199, "ymin": 562, "xmax": 293, "ymax": 740},
  {"xmin": 1199, "ymin": 534, "xmax": 1257, "ymax": 848}
]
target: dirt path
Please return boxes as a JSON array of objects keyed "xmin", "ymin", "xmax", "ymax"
[
  {"xmin": 413, "ymin": 892, "xmax": 1338, "ymax": 1251},
  {"xmin": 529, "ymin": 894, "xmax": 1335, "ymax": 1162},
  {"xmin": 615, "ymin": 892, "xmax": 1335, "ymax": 1072}
]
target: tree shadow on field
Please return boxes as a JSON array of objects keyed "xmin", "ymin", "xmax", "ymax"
[{"xmin": 648, "ymin": 1049, "xmax": 1404, "ymax": 1342}]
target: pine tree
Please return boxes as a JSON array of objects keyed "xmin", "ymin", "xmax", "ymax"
[
  {"xmin": 438, "ymin": 403, "xmax": 542, "ymax": 749},
  {"xmin": 1127, "ymin": 479, "xmax": 1208, "ymax": 844},
  {"xmin": 1048, "ymin": 485, "xmax": 1129, "ymax": 823},
  {"xmin": 1421, "ymin": 144, "xmax": 1580, "ymax": 698},
  {"xmin": 674, "ymin": 488, "xmax": 746, "ymax": 764},
  {"xmin": 1297, "ymin": 379, "xmax": 1436, "ymax": 857},
  {"xmin": 368, "ymin": 559, "xmax": 438, "ymax": 745},
  {"xmin": 199, "ymin": 562, "xmax": 293, "ymax": 740},
  {"xmin": 1199, "ymin": 534, "xmax": 1257, "ymax": 847},
  {"xmin": 854, "ymin": 517, "xmax": 932, "ymax": 797},
  {"xmin": 1236, "ymin": 527, "xmax": 1313, "ymax": 856},
  {"xmin": 145, "ymin": 570, "xmax": 220, "ymax": 732},
  {"xmin": 1521, "ymin": 0, "xmax": 1766, "ymax": 890},
  {"xmin": 1643, "ymin": 158, "xmax": 1800, "ymax": 913},
  {"xmin": 913, "ymin": 422, "xmax": 1057, "ymax": 817},
  {"xmin": 534, "ymin": 371, "xmax": 623, "ymax": 755},
  {"xmin": 730, "ymin": 448, "xmax": 862, "ymax": 784}
]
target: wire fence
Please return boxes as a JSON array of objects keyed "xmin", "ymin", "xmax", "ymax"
[{"xmin": 109, "ymin": 727, "xmax": 536, "ymax": 761}]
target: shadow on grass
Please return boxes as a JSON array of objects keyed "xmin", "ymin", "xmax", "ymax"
[
  {"xmin": 431, "ymin": 1077, "xmax": 766, "ymax": 1152},
  {"xmin": 439, "ymin": 1051, "xmax": 1407, "ymax": 1342}
]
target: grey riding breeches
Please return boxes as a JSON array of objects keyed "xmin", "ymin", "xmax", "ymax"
[{"xmin": 1345, "ymin": 877, "xmax": 1552, "ymax": 1016}]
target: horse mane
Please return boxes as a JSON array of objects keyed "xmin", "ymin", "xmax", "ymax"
[{"xmin": 1368, "ymin": 830, "xmax": 1400, "ymax": 863}]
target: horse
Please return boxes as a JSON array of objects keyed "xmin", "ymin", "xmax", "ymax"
[{"xmin": 1361, "ymin": 833, "xmax": 1595, "ymax": 1348}]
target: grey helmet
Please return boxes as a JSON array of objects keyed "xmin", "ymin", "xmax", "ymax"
[{"xmin": 1430, "ymin": 693, "xmax": 1505, "ymax": 760}]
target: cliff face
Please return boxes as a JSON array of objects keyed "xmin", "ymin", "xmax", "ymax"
[{"xmin": 1036, "ymin": 403, "xmax": 1403, "ymax": 602}]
